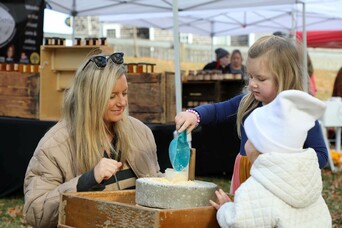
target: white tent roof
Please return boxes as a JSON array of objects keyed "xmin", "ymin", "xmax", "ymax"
[
  {"xmin": 46, "ymin": 0, "xmax": 342, "ymax": 37},
  {"xmin": 45, "ymin": 0, "xmax": 296, "ymax": 16},
  {"xmin": 99, "ymin": 5, "xmax": 342, "ymax": 36}
]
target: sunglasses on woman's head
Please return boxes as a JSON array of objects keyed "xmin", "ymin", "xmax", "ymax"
[{"xmin": 82, "ymin": 52, "xmax": 124, "ymax": 71}]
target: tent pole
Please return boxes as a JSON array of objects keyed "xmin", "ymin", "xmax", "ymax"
[
  {"xmin": 291, "ymin": 5, "xmax": 296, "ymax": 39},
  {"xmin": 301, "ymin": 2, "xmax": 308, "ymax": 93},
  {"xmin": 133, "ymin": 26, "xmax": 138, "ymax": 57},
  {"xmin": 71, "ymin": 0, "xmax": 76, "ymax": 45},
  {"xmin": 71, "ymin": 16, "xmax": 75, "ymax": 44},
  {"xmin": 172, "ymin": 0, "xmax": 192, "ymax": 156},
  {"xmin": 173, "ymin": 0, "xmax": 182, "ymax": 114},
  {"xmin": 211, "ymin": 21, "xmax": 214, "ymax": 60}
]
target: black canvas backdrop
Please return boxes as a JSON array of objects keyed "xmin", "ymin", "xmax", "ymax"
[
  {"xmin": 0, "ymin": 117, "xmax": 238, "ymax": 197},
  {"xmin": 0, "ymin": 0, "xmax": 44, "ymax": 64}
]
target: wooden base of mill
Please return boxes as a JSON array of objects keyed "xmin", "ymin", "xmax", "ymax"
[{"xmin": 58, "ymin": 190, "xmax": 219, "ymax": 228}]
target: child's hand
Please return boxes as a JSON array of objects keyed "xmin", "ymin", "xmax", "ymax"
[
  {"xmin": 175, "ymin": 111, "xmax": 198, "ymax": 133},
  {"xmin": 209, "ymin": 189, "xmax": 232, "ymax": 210}
]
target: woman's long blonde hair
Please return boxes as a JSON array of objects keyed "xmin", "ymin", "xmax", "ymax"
[
  {"xmin": 237, "ymin": 35, "xmax": 305, "ymax": 136},
  {"xmin": 63, "ymin": 54, "xmax": 132, "ymax": 174}
]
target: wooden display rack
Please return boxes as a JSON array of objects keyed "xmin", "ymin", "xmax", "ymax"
[
  {"xmin": 182, "ymin": 79, "xmax": 244, "ymax": 109},
  {"xmin": 58, "ymin": 190, "xmax": 219, "ymax": 228},
  {"xmin": 40, "ymin": 45, "xmax": 176, "ymax": 123},
  {"xmin": 40, "ymin": 45, "xmax": 107, "ymax": 120}
]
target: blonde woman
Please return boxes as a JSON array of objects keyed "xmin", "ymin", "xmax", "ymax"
[
  {"xmin": 175, "ymin": 35, "xmax": 328, "ymax": 194},
  {"xmin": 24, "ymin": 52, "xmax": 162, "ymax": 227}
]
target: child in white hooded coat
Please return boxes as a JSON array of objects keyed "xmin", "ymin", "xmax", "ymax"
[{"xmin": 210, "ymin": 90, "xmax": 332, "ymax": 228}]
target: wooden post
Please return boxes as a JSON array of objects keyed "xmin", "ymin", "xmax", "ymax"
[{"xmin": 188, "ymin": 148, "xmax": 196, "ymax": 181}]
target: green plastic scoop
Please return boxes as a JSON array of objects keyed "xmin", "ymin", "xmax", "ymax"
[{"xmin": 168, "ymin": 131, "xmax": 190, "ymax": 171}]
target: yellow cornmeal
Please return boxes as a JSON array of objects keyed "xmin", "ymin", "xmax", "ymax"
[
  {"xmin": 164, "ymin": 168, "xmax": 189, "ymax": 183},
  {"xmin": 147, "ymin": 177, "xmax": 196, "ymax": 186}
]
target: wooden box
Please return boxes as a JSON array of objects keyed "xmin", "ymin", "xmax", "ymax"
[
  {"xmin": 127, "ymin": 72, "xmax": 176, "ymax": 123},
  {"xmin": 58, "ymin": 190, "xmax": 219, "ymax": 228},
  {"xmin": 0, "ymin": 72, "xmax": 39, "ymax": 119}
]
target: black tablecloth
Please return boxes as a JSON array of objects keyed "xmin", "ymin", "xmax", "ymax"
[
  {"xmin": 0, "ymin": 117, "xmax": 239, "ymax": 197},
  {"xmin": 0, "ymin": 117, "xmax": 56, "ymax": 197}
]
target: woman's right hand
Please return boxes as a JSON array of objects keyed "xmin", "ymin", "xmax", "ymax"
[
  {"xmin": 175, "ymin": 111, "xmax": 198, "ymax": 133},
  {"xmin": 94, "ymin": 158, "xmax": 122, "ymax": 183}
]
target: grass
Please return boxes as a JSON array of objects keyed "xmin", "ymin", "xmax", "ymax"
[
  {"xmin": 1, "ymin": 169, "xmax": 341, "ymax": 227},
  {"xmin": 0, "ymin": 191, "xmax": 28, "ymax": 228},
  {"xmin": 321, "ymin": 169, "xmax": 342, "ymax": 226}
]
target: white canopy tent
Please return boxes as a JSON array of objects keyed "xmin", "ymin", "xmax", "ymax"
[
  {"xmin": 99, "ymin": 4, "xmax": 342, "ymax": 36},
  {"xmin": 45, "ymin": 0, "xmax": 342, "ymax": 113},
  {"xmin": 45, "ymin": 0, "xmax": 298, "ymax": 16}
]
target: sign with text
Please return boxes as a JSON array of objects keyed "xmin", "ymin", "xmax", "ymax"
[{"xmin": 0, "ymin": 0, "xmax": 44, "ymax": 64}]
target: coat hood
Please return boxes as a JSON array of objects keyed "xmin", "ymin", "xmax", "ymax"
[{"xmin": 250, "ymin": 148, "xmax": 322, "ymax": 208}]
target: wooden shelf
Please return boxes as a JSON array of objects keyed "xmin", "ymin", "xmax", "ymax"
[
  {"xmin": 40, "ymin": 45, "xmax": 113, "ymax": 121},
  {"xmin": 182, "ymin": 79, "xmax": 244, "ymax": 109},
  {"xmin": 41, "ymin": 45, "xmax": 105, "ymax": 49}
]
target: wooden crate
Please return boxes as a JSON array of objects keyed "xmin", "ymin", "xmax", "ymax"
[
  {"xmin": 0, "ymin": 72, "xmax": 39, "ymax": 119},
  {"xmin": 127, "ymin": 72, "xmax": 176, "ymax": 123},
  {"xmin": 58, "ymin": 190, "xmax": 219, "ymax": 228}
]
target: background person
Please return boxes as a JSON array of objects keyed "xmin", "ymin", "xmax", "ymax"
[
  {"xmin": 307, "ymin": 54, "xmax": 317, "ymax": 96},
  {"xmin": 23, "ymin": 52, "xmax": 162, "ymax": 227},
  {"xmin": 203, "ymin": 48, "xmax": 230, "ymax": 73},
  {"xmin": 332, "ymin": 66, "xmax": 342, "ymax": 97},
  {"xmin": 175, "ymin": 35, "xmax": 328, "ymax": 194},
  {"xmin": 329, "ymin": 66, "xmax": 342, "ymax": 147},
  {"xmin": 210, "ymin": 90, "xmax": 332, "ymax": 227},
  {"xmin": 228, "ymin": 49, "xmax": 247, "ymax": 80}
]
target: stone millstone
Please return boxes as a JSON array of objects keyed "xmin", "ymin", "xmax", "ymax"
[{"xmin": 136, "ymin": 177, "xmax": 217, "ymax": 209}]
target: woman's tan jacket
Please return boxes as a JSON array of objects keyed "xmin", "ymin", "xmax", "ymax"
[{"xmin": 23, "ymin": 116, "xmax": 162, "ymax": 227}]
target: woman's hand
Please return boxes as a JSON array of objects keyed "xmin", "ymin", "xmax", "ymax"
[
  {"xmin": 209, "ymin": 189, "xmax": 232, "ymax": 210},
  {"xmin": 175, "ymin": 111, "xmax": 198, "ymax": 133},
  {"xmin": 93, "ymin": 158, "xmax": 122, "ymax": 183}
]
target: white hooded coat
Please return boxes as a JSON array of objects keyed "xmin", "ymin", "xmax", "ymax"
[{"xmin": 217, "ymin": 148, "xmax": 332, "ymax": 228}]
